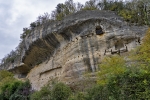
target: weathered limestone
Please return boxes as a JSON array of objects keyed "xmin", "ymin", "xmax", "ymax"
[{"xmin": 0, "ymin": 10, "xmax": 148, "ymax": 90}]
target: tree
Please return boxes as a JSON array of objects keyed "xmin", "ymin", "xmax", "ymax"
[
  {"xmin": 64, "ymin": 0, "xmax": 76, "ymax": 14},
  {"xmin": 52, "ymin": 82, "xmax": 72, "ymax": 100},
  {"xmin": 76, "ymin": 2, "xmax": 84, "ymax": 11},
  {"xmin": 55, "ymin": 3, "xmax": 65, "ymax": 20},
  {"xmin": 30, "ymin": 22, "xmax": 36, "ymax": 29},
  {"xmin": 97, "ymin": 55, "xmax": 126, "ymax": 85},
  {"xmin": 82, "ymin": 0, "xmax": 98, "ymax": 10},
  {"xmin": 30, "ymin": 82, "xmax": 72, "ymax": 100},
  {"xmin": 20, "ymin": 28, "xmax": 31, "ymax": 39},
  {"xmin": 107, "ymin": 69, "xmax": 150, "ymax": 99},
  {"xmin": 131, "ymin": 28, "xmax": 150, "ymax": 69},
  {"xmin": 0, "ymin": 70, "xmax": 31, "ymax": 100},
  {"xmin": 36, "ymin": 12, "xmax": 50, "ymax": 25},
  {"xmin": 136, "ymin": 0, "xmax": 150, "ymax": 25}
]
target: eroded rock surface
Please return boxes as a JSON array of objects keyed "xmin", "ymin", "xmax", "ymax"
[{"xmin": 0, "ymin": 10, "xmax": 148, "ymax": 90}]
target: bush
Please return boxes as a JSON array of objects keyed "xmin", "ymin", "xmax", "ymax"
[
  {"xmin": 0, "ymin": 70, "xmax": 31, "ymax": 100},
  {"xmin": 107, "ymin": 69, "xmax": 150, "ymax": 99},
  {"xmin": 0, "ymin": 81, "xmax": 23, "ymax": 100},
  {"xmin": 86, "ymin": 85, "xmax": 108, "ymax": 100},
  {"xmin": 119, "ymin": 9, "xmax": 132, "ymax": 21},
  {"xmin": 68, "ymin": 92, "xmax": 87, "ymax": 100},
  {"xmin": 30, "ymin": 86, "xmax": 52, "ymax": 100},
  {"xmin": 87, "ymin": 67, "xmax": 150, "ymax": 100},
  {"xmin": 0, "ymin": 70, "xmax": 14, "ymax": 81},
  {"xmin": 9, "ymin": 81, "xmax": 31, "ymax": 100},
  {"xmin": 97, "ymin": 55, "xmax": 126, "ymax": 85},
  {"xmin": 132, "ymin": 28, "xmax": 150, "ymax": 68},
  {"xmin": 95, "ymin": 47, "xmax": 150, "ymax": 99},
  {"xmin": 30, "ymin": 82, "xmax": 72, "ymax": 100},
  {"xmin": 0, "ymin": 70, "xmax": 15, "ymax": 93},
  {"xmin": 52, "ymin": 82, "xmax": 72, "ymax": 100},
  {"xmin": 0, "ymin": 80, "xmax": 31, "ymax": 100}
]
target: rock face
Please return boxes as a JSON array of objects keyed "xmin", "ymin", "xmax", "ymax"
[{"xmin": 0, "ymin": 10, "xmax": 148, "ymax": 90}]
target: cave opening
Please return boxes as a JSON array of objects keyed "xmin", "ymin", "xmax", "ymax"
[
  {"xmin": 96, "ymin": 26, "xmax": 104, "ymax": 35},
  {"xmin": 115, "ymin": 40, "xmax": 124, "ymax": 50}
]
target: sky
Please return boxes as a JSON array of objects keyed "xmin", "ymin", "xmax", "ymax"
[{"xmin": 0, "ymin": 0, "xmax": 88, "ymax": 60}]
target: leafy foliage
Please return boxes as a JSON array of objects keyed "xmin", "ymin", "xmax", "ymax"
[
  {"xmin": 9, "ymin": 81, "xmax": 31, "ymax": 100},
  {"xmin": 0, "ymin": 70, "xmax": 14, "ymax": 81},
  {"xmin": 0, "ymin": 80, "xmax": 31, "ymax": 100},
  {"xmin": 52, "ymin": 82, "xmax": 72, "ymax": 100},
  {"xmin": 0, "ymin": 70, "xmax": 15, "ymax": 91},
  {"xmin": 119, "ymin": 9, "xmax": 132, "ymax": 21},
  {"xmin": 0, "ymin": 70, "xmax": 31, "ymax": 100},
  {"xmin": 30, "ymin": 86, "xmax": 52, "ymax": 100},
  {"xmin": 0, "ymin": 81, "xmax": 23, "ymax": 100},
  {"xmin": 85, "ymin": 68, "xmax": 150, "ymax": 100},
  {"xmin": 97, "ymin": 55, "xmax": 126, "ymax": 85},
  {"xmin": 68, "ymin": 92, "xmax": 87, "ymax": 100},
  {"xmin": 86, "ymin": 85, "xmax": 108, "ymax": 100},
  {"xmin": 30, "ymin": 82, "xmax": 72, "ymax": 100},
  {"xmin": 82, "ymin": 0, "xmax": 98, "ymax": 10},
  {"xmin": 130, "ymin": 28, "xmax": 150, "ymax": 69},
  {"xmin": 107, "ymin": 69, "xmax": 150, "ymax": 99}
]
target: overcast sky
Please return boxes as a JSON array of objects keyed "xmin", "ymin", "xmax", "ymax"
[{"xmin": 0, "ymin": 0, "xmax": 87, "ymax": 59}]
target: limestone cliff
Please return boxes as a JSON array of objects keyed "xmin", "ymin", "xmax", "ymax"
[{"xmin": 0, "ymin": 10, "xmax": 148, "ymax": 90}]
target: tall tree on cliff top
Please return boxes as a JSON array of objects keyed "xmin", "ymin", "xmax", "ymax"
[
  {"xmin": 83, "ymin": 0, "xmax": 98, "ymax": 10},
  {"xmin": 64, "ymin": 0, "xmax": 76, "ymax": 14}
]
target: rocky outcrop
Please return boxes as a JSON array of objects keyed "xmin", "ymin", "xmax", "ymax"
[{"xmin": 0, "ymin": 10, "xmax": 148, "ymax": 90}]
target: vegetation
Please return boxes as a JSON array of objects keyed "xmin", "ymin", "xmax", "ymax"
[
  {"xmin": 30, "ymin": 82, "xmax": 71, "ymax": 100},
  {"xmin": 0, "ymin": 70, "xmax": 14, "ymax": 89},
  {"xmin": 0, "ymin": 70, "xmax": 31, "ymax": 100},
  {"xmin": 107, "ymin": 69, "xmax": 150, "ymax": 99},
  {"xmin": 85, "ymin": 68, "xmax": 150, "ymax": 100},
  {"xmin": 30, "ymin": 85, "xmax": 52, "ymax": 100},
  {"xmin": 97, "ymin": 55, "xmax": 126, "ymax": 85},
  {"xmin": 1, "ymin": 50, "xmax": 17, "ymax": 65},
  {"xmin": 130, "ymin": 28, "xmax": 150, "ymax": 69}
]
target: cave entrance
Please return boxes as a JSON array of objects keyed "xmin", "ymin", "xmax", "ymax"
[
  {"xmin": 115, "ymin": 40, "xmax": 124, "ymax": 50},
  {"xmin": 96, "ymin": 26, "xmax": 104, "ymax": 35}
]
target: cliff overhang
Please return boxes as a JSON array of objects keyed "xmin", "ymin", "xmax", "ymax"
[{"xmin": 0, "ymin": 10, "xmax": 148, "ymax": 90}]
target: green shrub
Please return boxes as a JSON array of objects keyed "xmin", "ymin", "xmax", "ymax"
[
  {"xmin": 30, "ymin": 86, "xmax": 52, "ymax": 100},
  {"xmin": 0, "ymin": 70, "xmax": 31, "ymax": 100},
  {"xmin": 88, "ymin": 67, "xmax": 150, "ymax": 100},
  {"xmin": 131, "ymin": 28, "xmax": 150, "ymax": 69},
  {"xmin": 9, "ymin": 81, "xmax": 31, "ymax": 100},
  {"xmin": 119, "ymin": 9, "xmax": 132, "ymax": 21},
  {"xmin": 0, "ymin": 70, "xmax": 16, "ymax": 94},
  {"xmin": 0, "ymin": 70, "xmax": 14, "ymax": 81},
  {"xmin": 107, "ymin": 69, "xmax": 150, "ymax": 99},
  {"xmin": 0, "ymin": 81, "xmax": 23, "ymax": 100},
  {"xmin": 30, "ymin": 82, "xmax": 71, "ymax": 100},
  {"xmin": 68, "ymin": 92, "xmax": 87, "ymax": 100},
  {"xmin": 97, "ymin": 55, "xmax": 126, "ymax": 85},
  {"xmin": 86, "ymin": 85, "xmax": 108, "ymax": 100},
  {"xmin": 52, "ymin": 82, "xmax": 72, "ymax": 100}
]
